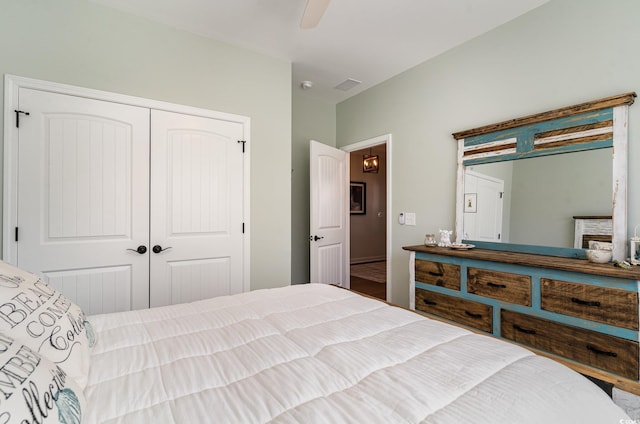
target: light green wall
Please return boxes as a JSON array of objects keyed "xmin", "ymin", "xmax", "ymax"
[
  {"xmin": 291, "ymin": 91, "xmax": 336, "ymax": 283},
  {"xmin": 337, "ymin": 0, "xmax": 640, "ymax": 306},
  {"xmin": 0, "ymin": 0, "xmax": 292, "ymax": 291}
]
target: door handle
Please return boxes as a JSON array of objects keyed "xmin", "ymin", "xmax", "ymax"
[
  {"xmin": 313, "ymin": 235, "xmax": 324, "ymax": 241},
  {"xmin": 127, "ymin": 245, "xmax": 147, "ymax": 254},
  {"xmin": 152, "ymin": 245, "xmax": 173, "ymax": 254}
]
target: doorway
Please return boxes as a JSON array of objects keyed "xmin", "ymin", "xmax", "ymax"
[{"xmin": 344, "ymin": 135, "xmax": 391, "ymax": 301}]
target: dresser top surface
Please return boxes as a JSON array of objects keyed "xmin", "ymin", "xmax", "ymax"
[{"xmin": 403, "ymin": 245, "xmax": 640, "ymax": 280}]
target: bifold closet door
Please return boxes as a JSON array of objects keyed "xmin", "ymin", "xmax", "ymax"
[
  {"xmin": 149, "ymin": 110, "xmax": 245, "ymax": 307},
  {"xmin": 16, "ymin": 88, "xmax": 151, "ymax": 313}
]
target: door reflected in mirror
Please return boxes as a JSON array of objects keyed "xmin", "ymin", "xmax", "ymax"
[{"xmin": 463, "ymin": 148, "xmax": 612, "ymax": 249}]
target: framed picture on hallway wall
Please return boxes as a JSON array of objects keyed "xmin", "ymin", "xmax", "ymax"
[{"xmin": 350, "ymin": 182, "xmax": 366, "ymax": 214}]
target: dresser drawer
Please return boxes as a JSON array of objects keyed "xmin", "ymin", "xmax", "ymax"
[
  {"xmin": 415, "ymin": 288, "xmax": 492, "ymax": 332},
  {"xmin": 541, "ymin": 278, "xmax": 639, "ymax": 330},
  {"xmin": 467, "ymin": 268, "xmax": 531, "ymax": 306},
  {"xmin": 415, "ymin": 260, "xmax": 460, "ymax": 290},
  {"xmin": 501, "ymin": 309, "xmax": 639, "ymax": 379}
]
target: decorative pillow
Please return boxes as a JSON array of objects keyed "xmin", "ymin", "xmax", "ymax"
[
  {"xmin": 0, "ymin": 332, "xmax": 85, "ymax": 424},
  {"xmin": 0, "ymin": 261, "xmax": 94, "ymax": 390}
]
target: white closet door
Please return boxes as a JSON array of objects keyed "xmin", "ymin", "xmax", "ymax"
[
  {"xmin": 149, "ymin": 110, "xmax": 245, "ymax": 307},
  {"xmin": 16, "ymin": 88, "xmax": 150, "ymax": 313}
]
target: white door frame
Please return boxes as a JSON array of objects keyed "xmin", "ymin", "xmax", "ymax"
[
  {"xmin": 3, "ymin": 74, "xmax": 251, "ymax": 292},
  {"xmin": 342, "ymin": 134, "xmax": 392, "ymax": 302}
]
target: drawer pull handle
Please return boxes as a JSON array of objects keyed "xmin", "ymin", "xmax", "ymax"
[
  {"xmin": 513, "ymin": 324, "xmax": 536, "ymax": 335},
  {"xmin": 586, "ymin": 345, "xmax": 617, "ymax": 357},
  {"xmin": 487, "ymin": 282, "xmax": 506, "ymax": 289},
  {"xmin": 464, "ymin": 311, "xmax": 482, "ymax": 319},
  {"xmin": 428, "ymin": 271, "xmax": 444, "ymax": 277},
  {"xmin": 571, "ymin": 297, "xmax": 601, "ymax": 307},
  {"xmin": 423, "ymin": 299, "xmax": 437, "ymax": 306}
]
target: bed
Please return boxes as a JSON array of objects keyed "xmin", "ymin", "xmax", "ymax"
[{"xmin": 0, "ymin": 260, "xmax": 630, "ymax": 423}]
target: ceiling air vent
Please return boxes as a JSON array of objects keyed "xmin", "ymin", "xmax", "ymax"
[{"xmin": 334, "ymin": 78, "xmax": 361, "ymax": 91}]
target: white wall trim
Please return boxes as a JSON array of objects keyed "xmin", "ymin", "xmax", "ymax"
[
  {"xmin": 3, "ymin": 74, "xmax": 251, "ymax": 291},
  {"xmin": 342, "ymin": 133, "xmax": 393, "ymax": 302}
]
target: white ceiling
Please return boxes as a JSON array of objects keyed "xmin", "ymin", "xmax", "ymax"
[{"xmin": 88, "ymin": 0, "xmax": 549, "ymax": 104}]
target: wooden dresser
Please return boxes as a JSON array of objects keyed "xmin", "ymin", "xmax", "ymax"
[{"xmin": 403, "ymin": 244, "xmax": 640, "ymax": 393}]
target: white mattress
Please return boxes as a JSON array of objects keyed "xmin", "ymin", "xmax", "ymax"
[{"xmin": 85, "ymin": 284, "xmax": 628, "ymax": 423}]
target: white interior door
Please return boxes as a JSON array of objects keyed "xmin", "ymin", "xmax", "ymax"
[
  {"xmin": 150, "ymin": 110, "xmax": 245, "ymax": 307},
  {"xmin": 16, "ymin": 88, "xmax": 151, "ymax": 313},
  {"xmin": 464, "ymin": 170, "xmax": 504, "ymax": 242},
  {"xmin": 309, "ymin": 140, "xmax": 349, "ymax": 286}
]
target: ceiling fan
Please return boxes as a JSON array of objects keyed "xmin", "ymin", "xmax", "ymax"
[{"xmin": 300, "ymin": 0, "xmax": 331, "ymax": 29}]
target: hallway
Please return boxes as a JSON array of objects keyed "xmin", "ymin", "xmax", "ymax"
[{"xmin": 350, "ymin": 261, "xmax": 386, "ymax": 300}]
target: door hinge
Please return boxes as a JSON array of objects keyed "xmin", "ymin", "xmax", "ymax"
[
  {"xmin": 499, "ymin": 192, "xmax": 504, "ymax": 199},
  {"xmin": 14, "ymin": 227, "xmax": 18, "ymax": 242},
  {"xmin": 237, "ymin": 140, "xmax": 246, "ymax": 153},
  {"xmin": 242, "ymin": 222, "xmax": 245, "ymax": 233},
  {"xmin": 498, "ymin": 233, "xmax": 501, "ymax": 240},
  {"xmin": 14, "ymin": 110, "xmax": 30, "ymax": 128}
]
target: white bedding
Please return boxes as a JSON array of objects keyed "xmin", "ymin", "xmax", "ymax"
[{"xmin": 85, "ymin": 284, "xmax": 628, "ymax": 423}]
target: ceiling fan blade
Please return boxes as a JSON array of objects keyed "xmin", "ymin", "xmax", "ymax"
[{"xmin": 300, "ymin": 0, "xmax": 330, "ymax": 29}]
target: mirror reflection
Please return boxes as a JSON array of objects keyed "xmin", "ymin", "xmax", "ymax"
[{"xmin": 462, "ymin": 148, "xmax": 612, "ymax": 248}]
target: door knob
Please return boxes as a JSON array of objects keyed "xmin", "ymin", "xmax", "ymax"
[
  {"xmin": 152, "ymin": 245, "xmax": 173, "ymax": 254},
  {"xmin": 313, "ymin": 235, "xmax": 324, "ymax": 241},
  {"xmin": 127, "ymin": 245, "xmax": 147, "ymax": 254}
]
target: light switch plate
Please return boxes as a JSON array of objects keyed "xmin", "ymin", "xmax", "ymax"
[{"xmin": 405, "ymin": 212, "xmax": 416, "ymax": 226}]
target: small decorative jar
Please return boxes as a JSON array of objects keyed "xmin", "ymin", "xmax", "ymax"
[{"xmin": 424, "ymin": 234, "xmax": 436, "ymax": 246}]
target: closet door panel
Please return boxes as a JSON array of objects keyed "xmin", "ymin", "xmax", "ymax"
[
  {"xmin": 168, "ymin": 258, "xmax": 230, "ymax": 305},
  {"xmin": 150, "ymin": 110, "xmax": 245, "ymax": 307},
  {"xmin": 46, "ymin": 266, "xmax": 132, "ymax": 315},
  {"xmin": 16, "ymin": 88, "xmax": 151, "ymax": 312}
]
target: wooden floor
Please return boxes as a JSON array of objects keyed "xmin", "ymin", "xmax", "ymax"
[{"xmin": 350, "ymin": 275, "xmax": 386, "ymax": 301}]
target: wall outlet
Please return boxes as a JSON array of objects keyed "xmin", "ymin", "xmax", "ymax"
[{"xmin": 405, "ymin": 212, "xmax": 416, "ymax": 226}]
